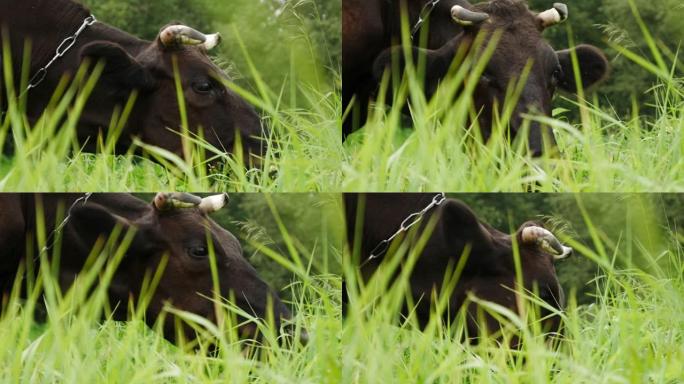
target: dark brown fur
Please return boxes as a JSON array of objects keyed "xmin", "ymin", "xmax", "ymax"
[{"xmin": 1, "ymin": 0, "xmax": 265, "ymax": 162}]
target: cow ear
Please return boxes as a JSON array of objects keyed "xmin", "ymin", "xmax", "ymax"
[
  {"xmin": 373, "ymin": 46, "xmax": 448, "ymax": 92},
  {"xmin": 438, "ymin": 199, "xmax": 490, "ymax": 245},
  {"xmin": 556, "ymin": 44, "xmax": 609, "ymax": 93},
  {"xmin": 80, "ymin": 41, "xmax": 156, "ymax": 92},
  {"xmin": 68, "ymin": 203, "xmax": 150, "ymax": 258}
]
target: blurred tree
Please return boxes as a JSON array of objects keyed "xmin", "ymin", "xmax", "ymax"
[
  {"xmin": 81, "ymin": 0, "xmax": 212, "ymax": 40},
  {"xmin": 529, "ymin": 0, "xmax": 684, "ymax": 120},
  {"xmin": 210, "ymin": 193, "xmax": 342, "ymax": 299}
]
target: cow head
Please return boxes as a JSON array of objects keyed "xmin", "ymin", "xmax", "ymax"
[
  {"xmin": 392, "ymin": 199, "xmax": 572, "ymax": 338},
  {"xmin": 374, "ymin": 0, "xmax": 609, "ymax": 156},
  {"xmin": 65, "ymin": 193, "xmax": 298, "ymax": 344},
  {"xmin": 79, "ymin": 24, "xmax": 266, "ymax": 165}
]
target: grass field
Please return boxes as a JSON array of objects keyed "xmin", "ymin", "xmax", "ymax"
[
  {"xmin": 0, "ymin": 85, "xmax": 341, "ymax": 192},
  {"xmin": 0, "ymin": 61, "xmax": 342, "ymax": 192},
  {"xmin": 342, "ymin": 200, "xmax": 684, "ymax": 383}
]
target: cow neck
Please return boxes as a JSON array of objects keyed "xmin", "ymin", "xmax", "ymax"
[
  {"xmin": 25, "ymin": 0, "xmax": 92, "ymax": 73},
  {"xmin": 86, "ymin": 194, "xmax": 152, "ymax": 222},
  {"xmin": 410, "ymin": 0, "xmax": 441, "ymax": 41},
  {"xmin": 86, "ymin": 22, "xmax": 150, "ymax": 58},
  {"xmin": 36, "ymin": 193, "xmax": 93, "ymax": 259},
  {"xmin": 363, "ymin": 193, "xmax": 446, "ymax": 266}
]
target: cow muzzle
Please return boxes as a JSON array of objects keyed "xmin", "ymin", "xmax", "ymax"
[{"xmin": 521, "ymin": 226, "xmax": 573, "ymax": 259}]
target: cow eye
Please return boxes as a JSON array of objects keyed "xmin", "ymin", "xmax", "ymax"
[
  {"xmin": 188, "ymin": 246, "xmax": 209, "ymax": 258},
  {"xmin": 479, "ymin": 71, "xmax": 499, "ymax": 90},
  {"xmin": 550, "ymin": 67, "xmax": 563, "ymax": 87},
  {"xmin": 192, "ymin": 80, "xmax": 213, "ymax": 94},
  {"xmin": 480, "ymin": 73, "xmax": 492, "ymax": 86}
]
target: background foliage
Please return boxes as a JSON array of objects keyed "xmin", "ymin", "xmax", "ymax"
[{"xmin": 528, "ymin": 0, "xmax": 684, "ymax": 118}]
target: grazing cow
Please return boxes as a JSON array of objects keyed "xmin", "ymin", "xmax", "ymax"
[
  {"xmin": 343, "ymin": 0, "xmax": 610, "ymax": 156},
  {"xmin": 0, "ymin": 193, "xmax": 304, "ymax": 344},
  {"xmin": 0, "ymin": 0, "xmax": 265, "ymax": 163},
  {"xmin": 345, "ymin": 193, "xmax": 572, "ymax": 342}
]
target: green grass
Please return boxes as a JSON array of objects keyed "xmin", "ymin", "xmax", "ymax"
[
  {"xmin": 0, "ymin": 202, "xmax": 342, "ymax": 383},
  {"xmin": 341, "ymin": 2, "xmax": 684, "ymax": 192},
  {"xmin": 0, "ymin": 67, "xmax": 342, "ymax": 192},
  {"xmin": 342, "ymin": 197, "xmax": 684, "ymax": 383}
]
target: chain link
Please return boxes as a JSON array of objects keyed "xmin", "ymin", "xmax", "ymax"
[
  {"xmin": 410, "ymin": 0, "xmax": 442, "ymax": 41},
  {"xmin": 38, "ymin": 193, "xmax": 93, "ymax": 258},
  {"xmin": 21, "ymin": 14, "xmax": 97, "ymax": 97},
  {"xmin": 365, "ymin": 193, "xmax": 446, "ymax": 264}
]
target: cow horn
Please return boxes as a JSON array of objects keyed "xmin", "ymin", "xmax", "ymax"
[
  {"xmin": 198, "ymin": 193, "xmax": 229, "ymax": 214},
  {"xmin": 159, "ymin": 25, "xmax": 222, "ymax": 50},
  {"xmin": 451, "ymin": 5, "xmax": 490, "ymax": 26},
  {"xmin": 538, "ymin": 3, "xmax": 568, "ymax": 28},
  {"xmin": 521, "ymin": 226, "xmax": 573, "ymax": 260},
  {"xmin": 153, "ymin": 192, "xmax": 202, "ymax": 210}
]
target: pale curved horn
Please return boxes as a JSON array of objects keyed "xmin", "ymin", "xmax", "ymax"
[
  {"xmin": 159, "ymin": 25, "xmax": 222, "ymax": 50},
  {"xmin": 521, "ymin": 226, "xmax": 573, "ymax": 259},
  {"xmin": 153, "ymin": 192, "xmax": 202, "ymax": 210},
  {"xmin": 451, "ymin": 5, "xmax": 490, "ymax": 26},
  {"xmin": 198, "ymin": 193, "xmax": 229, "ymax": 214},
  {"xmin": 538, "ymin": 3, "xmax": 568, "ymax": 28},
  {"xmin": 202, "ymin": 33, "xmax": 222, "ymax": 50}
]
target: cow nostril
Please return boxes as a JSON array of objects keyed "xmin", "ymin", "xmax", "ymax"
[
  {"xmin": 282, "ymin": 323, "xmax": 309, "ymax": 346},
  {"xmin": 237, "ymin": 322, "xmax": 259, "ymax": 340},
  {"xmin": 298, "ymin": 329, "xmax": 310, "ymax": 345}
]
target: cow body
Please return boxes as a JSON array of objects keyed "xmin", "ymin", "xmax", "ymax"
[
  {"xmin": 0, "ymin": 193, "xmax": 294, "ymax": 343},
  {"xmin": 0, "ymin": 0, "xmax": 265, "ymax": 161},
  {"xmin": 343, "ymin": 0, "xmax": 609, "ymax": 156},
  {"xmin": 343, "ymin": 0, "xmax": 464, "ymax": 135},
  {"xmin": 345, "ymin": 193, "xmax": 569, "ymax": 341}
]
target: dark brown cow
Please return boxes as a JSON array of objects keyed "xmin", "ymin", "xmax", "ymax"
[
  {"xmin": 343, "ymin": 0, "xmax": 467, "ymax": 134},
  {"xmin": 345, "ymin": 193, "xmax": 572, "ymax": 343},
  {"xmin": 343, "ymin": 0, "xmax": 610, "ymax": 156},
  {"xmin": 0, "ymin": 193, "xmax": 304, "ymax": 344},
  {"xmin": 0, "ymin": 0, "xmax": 265, "ymax": 163}
]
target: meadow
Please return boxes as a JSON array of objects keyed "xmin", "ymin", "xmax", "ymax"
[
  {"xmin": 342, "ymin": 194, "xmax": 684, "ymax": 383},
  {"xmin": 0, "ymin": 194, "xmax": 343, "ymax": 383}
]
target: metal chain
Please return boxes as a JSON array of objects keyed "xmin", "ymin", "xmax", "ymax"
[
  {"xmin": 410, "ymin": 0, "xmax": 442, "ymax": 41},
  {"xmin": 20, "ymin": 14, "xmax": 97, "ymax": 98},
  {"xmin": 364, "ymin": 192, "xmax": 446, "ymax": 264},
  {"xmin": 38, "ymin": 193, "xmax": 93, "ymax": 258}
]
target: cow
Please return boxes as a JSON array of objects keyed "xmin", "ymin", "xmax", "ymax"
[
  {"xmin": 0, "ymin": 193, "xmax": 305, "ymax": 345},
  {"xmin": 343, "ymin": 0, "xmax": 465, "ymax": 133},
  {"xmin": 344, "ymin": 193, "xmax": 572, "ymax": 344},
  {"xmin": 0, "ymin": 0, "xmax": 266, "ymax": 164},
  {"xmin": 343, "ymin": 0, "xmax": 610, "ymax": 156}
]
